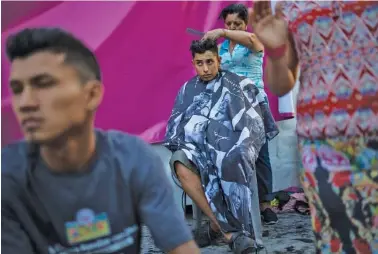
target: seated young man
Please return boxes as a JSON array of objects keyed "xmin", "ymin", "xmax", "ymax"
[
  {"xmin": 164, "ymin": 39, "xmax": 278, "ymax": 254},
  {"xmin": 1, "ymin": 27, "xmax": 199, "ymax": 254}
]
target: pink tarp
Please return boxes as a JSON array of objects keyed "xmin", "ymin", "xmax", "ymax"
[{"xmin": 1, "ymin": 1, "xmax": 287, "ymax": 147}]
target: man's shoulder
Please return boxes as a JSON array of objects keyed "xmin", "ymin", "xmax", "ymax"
[
  {"xmin": 98, "ymin": 129, "xmax": 164, "ymax": 186},
  {"xmin": 99, "ymin": 129, "xmax": 151, "ymax": 150},
  {"xmin": 176, "ymin": 77, "xmax": 197, "ymax": 95},
  {"xmin": 2, "ymin": 141, "xmax": 28, "ymax": 175},
  {"xmin": 98, "ymin": 129, "xmax": 158, "ymax": 166},
  {"xmin": 186, "ymin": 76, "xmax": 200, "ymax": 86},
  {"xmin": 2, "ymin": 141, "xmax": 29, "ymax": 198}
]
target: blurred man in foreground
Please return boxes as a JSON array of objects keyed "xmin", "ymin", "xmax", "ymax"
[{"xmin": 1, "ymin": 27, "xmax": 199, "ymax": 254}]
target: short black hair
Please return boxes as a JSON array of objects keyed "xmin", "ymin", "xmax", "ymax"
[
  {"xmin": 6, "ymin": 27, "xmax": 101, "ymax": 82},
  {"xmin": 219, "ymin": 3, "xmax": 248, "ymax": 24},
  {"xmin": 189, "ymin": 39, "xmax": 218, "ymax": 58}
]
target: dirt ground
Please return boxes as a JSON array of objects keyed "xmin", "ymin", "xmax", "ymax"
[{"xmin": 141, "ymin": 213, "xmax": 316, "ymax": 253}]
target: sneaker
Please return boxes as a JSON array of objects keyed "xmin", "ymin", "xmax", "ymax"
[
  {"xmin": 193, "ymin": 222, "xmax": 223, "ymax": 248},
  {"xmin": 261, "ymin": 208, "xmax": 278, "ymax": 225}
]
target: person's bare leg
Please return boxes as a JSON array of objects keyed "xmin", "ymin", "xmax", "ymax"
[{"xmin": 175, "ymin": 162, "xmax": 232, "ymax": 240}]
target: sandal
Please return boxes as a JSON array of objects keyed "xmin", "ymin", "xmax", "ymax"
[{"xmin": 193, "ymin": 221, "xmax": 223, "ymax": 248}]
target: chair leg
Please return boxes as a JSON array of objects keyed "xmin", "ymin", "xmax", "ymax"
[
  {"xmin": 249, "ymin": 169, "xmax": 264, "ymax": 248},
  {"xmin": 192, "ymin": 203, "xmax": 203, "ymax": 234}
]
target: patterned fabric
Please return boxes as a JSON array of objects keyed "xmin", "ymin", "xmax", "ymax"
[
  {"xmin": 299, "ymin": 137, "xmax": 378, "ymax": 253},
  {"xmin": 164, "ymin": 70, "xmax": 278, "ymax": 235},
  {"xmin": 281, "ymin": 1, "xmax": 378, "ymax": 139},
  {"xmin": 219, "ymin": 40, "xmax": 265, "ymax": 90}
]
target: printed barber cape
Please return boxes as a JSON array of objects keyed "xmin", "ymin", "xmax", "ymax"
[{"xmin": 164, "ymin": 70, "xmax": 278, "ymax": 234}]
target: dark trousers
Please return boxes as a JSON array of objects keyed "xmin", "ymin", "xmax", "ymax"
[{"xmin": 256, "ymin": 140, "xmax": 274, "ymax": 203}]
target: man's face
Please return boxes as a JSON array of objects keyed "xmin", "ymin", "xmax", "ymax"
[
  {"xmin": 9, "ymin": 51, "xmax": 102, "ymax": 144},
  {"xmin": 192, "ymin": 50, "xmax": 220, "ymax": 82}
]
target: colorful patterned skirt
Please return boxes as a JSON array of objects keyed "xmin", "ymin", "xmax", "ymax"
[{"xmin": 299, "ymin": 136, "xmax": 378, "ymax": 253}]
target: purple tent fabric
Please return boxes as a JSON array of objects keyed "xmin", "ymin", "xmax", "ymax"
[
  {"xmin": 1, "ymin": 1, "xmax": 62, "ymax": 31},
  {"xmin": 1, "ymin": 1, "xmax": 287, "ymax": 147}
]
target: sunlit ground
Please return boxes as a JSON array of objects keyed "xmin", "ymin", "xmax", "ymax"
[{"xmin": 141, "ymin": 213, "xmax": 316, "ymax": 253}]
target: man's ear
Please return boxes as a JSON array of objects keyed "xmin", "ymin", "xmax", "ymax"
[{"xmin": 84, "ymin": 80, "xmax": 104, "ymax": 111}]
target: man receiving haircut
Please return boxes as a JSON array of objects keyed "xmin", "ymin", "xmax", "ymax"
[{"xmin": 164, "ymin": 39, "xmax": 278, "ymax": 254}]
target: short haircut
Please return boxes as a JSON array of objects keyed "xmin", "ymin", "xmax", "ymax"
[
  {"xmin": 189, "ymin": 39, "xmax": 218, "ymax": 58},
  {"xmin": 6, "ymin": 27, "xmax": 101, "ymax": 82},
  {"xmin": 219, "ymin": 3, "xmax": 248, "ymax": 24}
]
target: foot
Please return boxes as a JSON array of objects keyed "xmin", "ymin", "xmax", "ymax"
[
  {"xmin": 193, "ymin": 221, "xmax": 222, "ymax": 248},
  {"xmin": 261, "ymin": 208, "xmax": 278, "ymax": 225},
  {"xmin": 228, "ymin": 232, "xmax": 257, "ymax": 254}
]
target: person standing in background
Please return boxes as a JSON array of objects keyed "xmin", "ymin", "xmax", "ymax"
[
  {"xmin": 251, "ymin": 1, "xmax": 378, "ymax": 253},
  {"xmin": 202, "ymin": 3, "xmax": 279, "ymax": 225}
]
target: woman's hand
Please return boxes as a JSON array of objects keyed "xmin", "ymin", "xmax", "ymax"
[
  {"xmin": 250, "ymin": 1, "xmax": 288, "ymax": 49},
  {"xmin": 202, "ymin": 29, "xmax": 225, "ymax": 41}
]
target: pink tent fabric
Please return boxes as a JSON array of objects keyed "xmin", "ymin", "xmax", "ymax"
[{"xmin": 1, "ymin": 1, "xmax": 289, "ymax": 147}]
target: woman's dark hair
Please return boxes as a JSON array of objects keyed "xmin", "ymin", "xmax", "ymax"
[{"xmin": 219, "ymin": 3, "xmax": 248, "ymax": 24}]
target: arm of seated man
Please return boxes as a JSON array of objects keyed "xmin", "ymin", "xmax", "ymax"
[{"xmin": 131, "ymin": 139, "xmax": 200, "ymax": 253}]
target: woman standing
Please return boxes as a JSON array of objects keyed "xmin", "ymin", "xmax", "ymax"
[
  {"xmin": 251, "ymin": 1, "xmax": 378, "ymax": 253},
  {"xmin": 203, "ymin": 3, "xmax": 279, "ymax": 225}
]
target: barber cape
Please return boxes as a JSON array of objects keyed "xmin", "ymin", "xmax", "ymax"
[{"xmin": 164, "ymin": 70, "xmax": 278, "ymax": 234}]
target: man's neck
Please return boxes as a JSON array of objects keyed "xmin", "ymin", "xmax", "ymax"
[
  {"xmin": 40, "ymin": 125, "xmax": 97, "ymax": 173},
  {"xmin": 201, "ymin": 72, "xmax": 221, "ymax": 84}
]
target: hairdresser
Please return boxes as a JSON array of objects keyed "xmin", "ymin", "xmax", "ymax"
[{"xmin": 202, "ymin": 3, "xmax": 279, "ymax": 225}]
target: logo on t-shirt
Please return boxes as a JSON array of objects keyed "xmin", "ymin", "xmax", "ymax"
[{"xmin": 65, "ymin": 208, "xmax": 111, "ymax": 244}]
